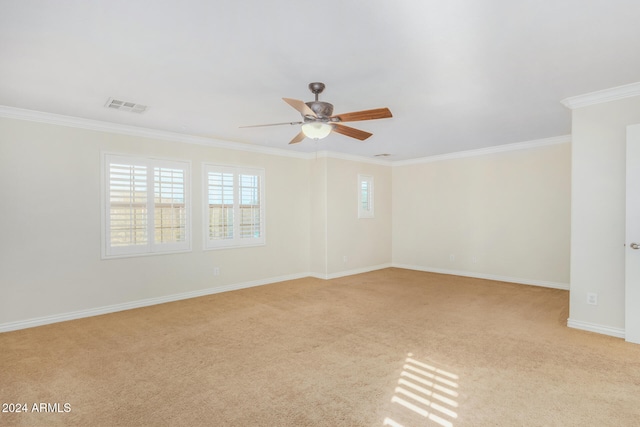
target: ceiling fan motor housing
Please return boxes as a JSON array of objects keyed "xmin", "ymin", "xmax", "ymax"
[
  {"xmin": 305, "ymin": 101, "xmax": 334, "ymax": 119},
  {"xmin": 304, "ymin": 82, "xmax": 334, "ymax": 120}
]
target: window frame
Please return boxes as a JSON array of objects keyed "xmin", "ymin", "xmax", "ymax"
[
  {"xmin": 358, "ymin": 174, "xmax": 375, "ymax": 219},
  {"xmin": 203, "ymin": 163, "xmax": 266, "ymax": 250},
  {"xmin": 101, "ymin": 153, "xmax": 191, "ymax": 259}
]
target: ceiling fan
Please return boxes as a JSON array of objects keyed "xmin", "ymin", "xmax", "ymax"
[{"xmin": 240, "ymin": 82, "xmax": 393, "ymax": 144}]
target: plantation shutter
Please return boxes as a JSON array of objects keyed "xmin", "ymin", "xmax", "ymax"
[
  {"xmin": 154, "ymin": 166, "xmax": 187, "ymax": 244},
  {"xmin": 207, "ymin": 169, "xmax": 235, "ymax": 241},
  {"xmin": 204, "ymin": 164, "xmax": 265, "ymax": 249},
  {"xmin": 361, "ymin": 180, "xmax": 370, "ymax": 211},
  {"xmin": 239, "ymin": 173, "xmax": 262, "ymax": 239},
  {"xmin": 358, "ymin": 174, "xmax": 374, "ymax": 218},
  {"xmin": 104, "ymin": 154, "xmax": 190, "ymax": 258},
  {"xmin": 108, "ymin": 161, "xmax": 149, "ymax": 254}
]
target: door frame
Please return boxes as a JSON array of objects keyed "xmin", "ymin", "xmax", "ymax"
[{"xmin": 625, "ymin": 123, "xmax": 640, "ymax": 344}]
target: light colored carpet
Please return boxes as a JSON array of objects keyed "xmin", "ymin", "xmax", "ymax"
[{"xmin": 1, "ymin": 268, "xmax": 640, "ymax": 426}]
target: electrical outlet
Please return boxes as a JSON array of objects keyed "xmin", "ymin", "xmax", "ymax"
[
  {"xmin": 449, "ymin": 254, "xmax": 455, "ymax": 262},
  {"xmin": 587, "ymin": 292, "xmax": 598, "ymax": 305},
  {"xmin": 472, "ymin": 256, "xmax": 479, "ymax": 264},
  {"xmin": 343, "ymin": 255, "xmax": 348, "ymax": 263},
  {"xmin": 213, "ymin": 267, "xmax": 220, "ymax": 276}
]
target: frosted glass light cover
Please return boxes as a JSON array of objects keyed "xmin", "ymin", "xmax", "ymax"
[{"xmin": 301, "ymin": 122, "xmax": 333, "ymax": 140}]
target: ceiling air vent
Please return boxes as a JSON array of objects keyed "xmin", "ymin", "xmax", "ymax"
[{"xmin": 105, "ymin": 98, "xmax": 148, "ymax": 113}]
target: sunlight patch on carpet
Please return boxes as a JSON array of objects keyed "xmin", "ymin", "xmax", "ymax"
[{"xmin": 384, "ymin": 353, "xmax": 459, "ymax": 427}]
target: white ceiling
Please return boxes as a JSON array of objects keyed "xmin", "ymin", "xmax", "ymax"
[{"xmin": 1, "ymin": 0, "xmax": 639, "ymax": 161}]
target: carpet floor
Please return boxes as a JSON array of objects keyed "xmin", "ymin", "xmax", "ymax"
[{"xmin": 1, "ymin": 268, "xmax": 640, "ymax": 426}]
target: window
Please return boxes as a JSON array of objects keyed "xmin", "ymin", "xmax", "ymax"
[
  {"xmin": 103, "ymin": 154, "xmax": 190, "ymax": 258},
  {"xmin": 358, "ymin": 174, "xmax": 374, "ymax": 218},
  {"xmin": 204, "ymin": 164, "xmax": 265, "ymax": 249}
]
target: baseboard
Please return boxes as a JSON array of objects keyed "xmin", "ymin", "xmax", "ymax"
[
  {"xmin": 392, "ymin": 263, "xmax": 570, "ymax": 290},
  {"xmin": 309, "ymin": 263, "xmax": 392, "ymax": 280},
  {"xmin": 0, "ymin": 272, "xmax": 310, "ymax": 333},
  {"xmin": 0, "ymin": 264, "xmax": 568, "ymax": 333},
  {"xmin": 567, "ymin": 318, "xmax": 626, "ymax": 339}
]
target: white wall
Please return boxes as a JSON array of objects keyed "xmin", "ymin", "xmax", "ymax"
[
  {"xmin": 0, "ymin": 115, "xmax": 396, "ymax": 330},
  {"xmin": 569, "ymin": 95, "xmax": 640, "ymax": 335},
  {"xmin": 0, "ymin": 117, "xmax": 312, "ymax": 328},
  {"xmin": 325, "ymin": 157, "xmax": 392, "ymax": 277},
  {"xmin": 392, "ymin": 142, "xmax": 571, "ymax": 287},
  {"xmin": 309, "ymin": 157, "xmax": 328, "ymax": 276},
  {"xmin": 0, "ymin": 109, "xmax": 576, "ymax": 332}
]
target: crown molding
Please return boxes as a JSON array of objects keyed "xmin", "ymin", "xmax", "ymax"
[
  {"xmin": 0, "ymin": 105, "xmax": 572, "ymax": 167},
  {"xmin": 561, "ymin": 81, "xmax": 640, "ymax": 109},
  {"xmin": 0, "ymin": 105, "xmax": 314, "ymax": 159},
  {"xmin": 0, "ymin": 105, "xmax": 405, "ymax": 165},
  {"xmin": 392, "ymin": 134, "xmax": 571, "ymax": 167},
  {"xmin": 314, "ymin": 150, "xmax": 392, "ymax": 166}
]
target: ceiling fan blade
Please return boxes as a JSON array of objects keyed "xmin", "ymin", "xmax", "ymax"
[
  {"xmin": 288, "ymin": 131, "xmax": 306, "ymax": 145},
  {"xmin": 240, "ymin": 121, "xmax": 303, "ymax": 128},
  {"xmin": 331, "ymin": 107, "xmax": 392, "ymax": 122},
  {"xmin": 283, "ymin": 98, "xmax": 317, "ymax": 117},
  {"xmin": 331, "ymin": 123, "xmax": 373, "ymax": 141}
]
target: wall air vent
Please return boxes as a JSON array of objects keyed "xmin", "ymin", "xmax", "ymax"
[{"xmin": 105, "ymin": 98, "xmax": 148, "ymax": 113}]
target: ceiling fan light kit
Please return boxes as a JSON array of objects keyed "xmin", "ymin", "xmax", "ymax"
[
  {"xmin": 301, "ymin": 122, "xmax": 333, "ymax": 140},
  {"xmin": 241, "ymin": 82, "xmax": 392, "ymax": 145}
]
